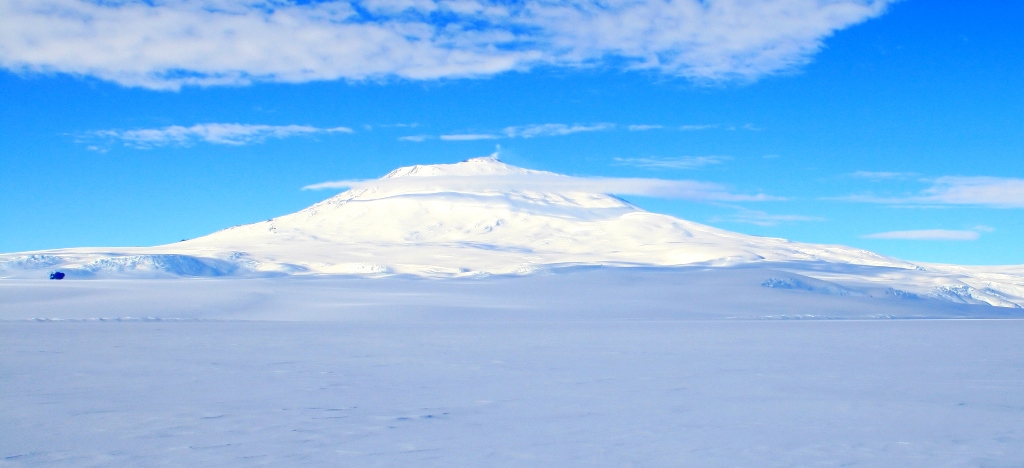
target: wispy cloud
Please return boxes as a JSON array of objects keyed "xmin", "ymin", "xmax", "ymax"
[
  {"xmin": 87, "ymin": 123, "xmax": 353, "ymax": 148},
  {"xmin": 614, "ymin": 156, "xmax": 731, "ymax": 170},
  {"xmin": 303, "ymin": 173, "xmax": 778, "ymax": 202},
  {"xmin": 679, "ymin": 124, "xmax": 721, "ymax": 131},
  {"xmin": 406, "ymin": 122, "xmax": 763, "ymax": 142},
  {"xmin": 861, "ymin": 227, "xmax": 992, "ymax": 241},
  {"xmin": 410, "ymin": 123, "xmax": 615, "ymax": 142},
  {"xmin": 439, "ymin": 133, "xmax": 501, "ymax": 141},
  {"xmin": 0, "ymin": 0, "xmax": 895, "ymax": 89},
  {"xmin": 710, "ymin": 208, "xmax": 823, "ymax": 226},
  {"xmin": 842, "ymin": 176, "xmax": 1024, "ymax": 208},
  {"xmin": 627, "ymin": 125, "xmax": 664, "ymax": 131},
  {"xmin": 375, "ymin": 123, "xmax": 420, "ymax": 129},
  {"xmin": 503, "ymin": 123, "xmax": 615, "ymax": 138},
  {"xmin": 921, "ymin": 177, "xmax": 1024, "ymax": 208}
]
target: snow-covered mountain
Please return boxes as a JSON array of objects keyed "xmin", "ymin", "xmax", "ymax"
[{"xmin": 3, "ymin": 156, "xmax": 1023, "ymax": 307}]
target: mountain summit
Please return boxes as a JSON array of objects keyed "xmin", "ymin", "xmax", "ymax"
[
  {"xmin": 187, "ymin": 156, "xmax": 909, "ymax": 275},
  {"xmin": 2, "ymin": 157, "xmax": 1023, "ymax": 307}
]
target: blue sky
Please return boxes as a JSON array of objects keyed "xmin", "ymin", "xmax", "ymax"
[{"xmin": 1, "ymin": 0, "xmax": 1022, "ymax": 265}]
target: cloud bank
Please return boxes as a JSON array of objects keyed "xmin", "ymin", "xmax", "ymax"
[
  {"xmin": 88, "ymin": 123, "xmax": 353, "ymax": 148},
  {"xmin": 0, "ymin": 0, "xmax": 894, "ymax": 89},
  {"xmin": 303, "ymin": 174, "xmax": 778, "ymax": 202}
]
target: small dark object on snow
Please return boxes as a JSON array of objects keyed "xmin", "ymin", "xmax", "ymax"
[{"xmin": 49, "ymin": 271, "xmax": 65, "ymax": 280}]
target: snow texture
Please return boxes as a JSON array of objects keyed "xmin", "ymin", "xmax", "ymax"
[
  {"xmin": 4, "ymin": 192, "xmax": 1024, "ymax": 465},
  {"xmin": 2, "ymin": 272, "xmax": 1024, "ymax": 466}
]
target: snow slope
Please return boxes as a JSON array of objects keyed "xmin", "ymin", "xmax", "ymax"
[{"xmin": 2, "ymin": 156, "xmax": 1022, "ymax": 307}]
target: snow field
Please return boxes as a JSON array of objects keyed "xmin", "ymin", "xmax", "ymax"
[{"xmin": 3, "ymin": 319, "xmax": 1024, "ymax": 466}]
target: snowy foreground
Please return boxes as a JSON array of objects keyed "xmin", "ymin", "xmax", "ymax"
[{"xmin": 3, "ymin": 270, "xmax": 1024, "ymax": 466}]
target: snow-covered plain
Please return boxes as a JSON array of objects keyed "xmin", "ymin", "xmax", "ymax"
[
  {"xmin": 4, "ymin": 270, "xmax": 1024, "ymax": 466},
  {"xmin": 1, "ymin": 272, "xmax": 1024, "ymax": 466},
  {"xmin": 3, "ymin": 157, "xmax": 1024, "ymax": 465}
]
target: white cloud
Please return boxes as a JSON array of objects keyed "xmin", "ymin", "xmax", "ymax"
[
  {"xmin": 502, "ymin": 123, "xmax": 615, "ymax": 138},
  {"xmin": 920, "ymin": 177, "xmax": 1024, "ymax": 208},
  {"xmin": 426, "ymin": 123, "xmax": 615, "ymax": 141},
  {"xmin": 614, "ymin": 156, "xmax": 731, "ymax": 170},
  {"xmin": 627, "ymin": 125, "xmax": 664, "ymax": 131},
  {"xmin": 303, "ymin": 173, "xmax": 778, "ymax": 202},
  {"xmin": 439, "ymin": 133, "xmax": 501, "ymax": 141},
  {"xmin": 88, "ymin": 123, "xmax": 353, "ymax": 148},
  {"xmin": 861, "ymin": 229, "xmax": 986, "ymax": 241},
  {"xmin": 842, "ymin": 176, "xmax": 1024, "ymax": 208},
  {"xmin": 679, "ymin": 124, "xmax": 720, "ymax": 131},
  {"xmin": 0, "ymin": 0, "xmax": 895, "ymax": 90},
  {"xmin": 399, "ymin": 134, "xmax": 432, "ymax": 142},
  {"xmin": 709, "ymin": 209, "xmax": 823, "ymax": 226}
]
